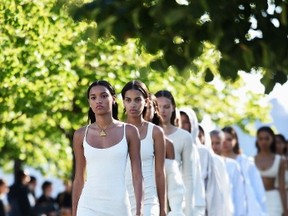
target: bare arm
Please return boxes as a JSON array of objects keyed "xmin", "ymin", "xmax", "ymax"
[
  {"xmin": 153, "ymin": 126, "xmax": 167, "ymax": 216},
  {"xmin": 72, "ymin": 128, "xmax": 86, "ymax": 216},
  {"xmin": 278, "ymin": 158, "xmax": 287, "ymax": 215},
  {"xmin": 127, "ymin": 124, "xmax": 144, "ymax": 216}
]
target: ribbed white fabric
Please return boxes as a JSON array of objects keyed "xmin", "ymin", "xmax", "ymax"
[
  {"xmin": 167, "ymin": 128, "xmax": 196, "ymax": 216},
  {"xmin": 265, "ymin": 190, "xmax": 283, "ymax": 216},
  {"xmin": 126, "ymin": 122, "xmax": 159, "ymax": 215},
  {"xmin": 165, "ymin": 159, "xmax": 185, "ymax": 216},
  {"xmin": 77, "ymin": 124, "xmax": 131, "ymax": 216}
]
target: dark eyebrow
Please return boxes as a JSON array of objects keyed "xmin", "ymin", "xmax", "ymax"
[
  {"xmin": 125, "ymin": 96, "xmax": 142, "ymax": 99},
  {"xmin": 89, "ymin": 91, "xmax": 109, "ymax": 96},
  {"xmin": 100, "ymin": 92, "xmax": 109, "ymax": 95}
]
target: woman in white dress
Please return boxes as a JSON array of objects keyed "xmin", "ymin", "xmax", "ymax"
[
  {"xmin": 222, "ymin": 126, "xmax": 267, "ymax": 216},
  {"xmin": 255, "ymin": 126, "xmax": 287, "ymax": 216},
  {"xmin": 179, "ymin": 107, "xmax": 211, "ymax": 215},
  {"xmin": 180, "ymin": 107, "xmax": 233, "ymax": 216},
  {"xmin": 72, "ymin": 80, "xmax": 143, "ymax": 216},
  {"xmin": 275, "ymin": 134, "xmax": 288, "ymax": 207},
  {"xmin": 121, "ymin": 80, "xmax": 166, "ymax": 216},
  {"xmin": 144, "ymin": 93, "xmax": 185, "ymax": 216},
  {"xmin": 155, "ymin": 90, "xmax": 201, "ymax": 216},
  {"xmin": 210, "ymin": 129, "xmax": 246, "ymax": 216}
]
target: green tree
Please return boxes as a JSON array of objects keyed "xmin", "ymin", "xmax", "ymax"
[
  {"xmin": 71, "ymin": 0, "xmax": 288, "ymax": 93},
  {"xmin": 0, "ymin": 0, "xmax": 89, "ymax": 177},
  {"xmin": 0, "ymin": 0, "xmax": 270, "ymax": 178}
]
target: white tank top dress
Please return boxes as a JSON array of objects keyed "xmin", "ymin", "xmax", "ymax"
[
  {"xmin": 77, "ymin": 124, "xmax": 132, "ymax": 216},
  {"xmin": 259, "ymin": 155, "xmax": 281, "ymax": 178},
  {"xmin": 126, "ymin": 122, "xmax": 159, "ymax": 215},
  {"xmin": 258, "ymin": 155, "xmax": 283, "ymax": 216}
]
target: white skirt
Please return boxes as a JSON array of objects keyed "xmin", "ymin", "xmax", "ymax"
[{"xmin": 266, "ymin": 190, "xmax": 283, "ymax": 216}]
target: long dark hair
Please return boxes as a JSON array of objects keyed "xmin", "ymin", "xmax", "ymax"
[
  {"xmin": 155, "ymin": 90, "xmax": 176, "ymax": 125},
  {"xmin": 121, "ymin": 80, "xmax": 149, "ymax": 117},
  {"xmin": 149, "ymin": 93, "xmax": 161, "ymax": 125},
  {"xmin": 222, "ymin": 126, "xmax": 241, "ymax": 154},
  {"xmin": 275, "ymin": 133, "xmax": 287, "ymax": 154},
  {"xmin": 87, "ymin": 80, "xmax": 118, "ymax": 123},
  {"xmin": 256, "ymin": 126, "xmax": 276, "ymax": 153}
]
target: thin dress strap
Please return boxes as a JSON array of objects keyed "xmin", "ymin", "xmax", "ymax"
[
  {"xmin": 123, "ymin": 123, "xmax": 127, "ymax": 142},
  {"xmin": 83, "ymin": 124, "xmax": 90, "ymax": 144},
  {"xmin": 147, "ymin": 122, "xmax": 154, "ymax": 139}
]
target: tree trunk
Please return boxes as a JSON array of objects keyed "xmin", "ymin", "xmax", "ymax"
[{"xmin": 13, "ymin": 159, "xmax": 23, "ymax": 182}]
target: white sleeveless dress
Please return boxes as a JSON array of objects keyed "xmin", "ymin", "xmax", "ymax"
[
  {"xmin": 77, "ymin": 124, "xmax": 131, "ymax": 216},
  {"xmin": 126, "ymin": 122, "xmax": 159, "ymax": 215},
  {"xmin": 258, "ymin": 154, "xmax": 283, "ymax": 216}
]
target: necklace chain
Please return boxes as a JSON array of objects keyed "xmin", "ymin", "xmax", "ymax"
[
  {"xmin": 95, "ymin": 121, "xmax": 114, "ymax": 137},
  {"xmin": 137, "ymin": 121, "xmax": 145, "ymax": 134}
]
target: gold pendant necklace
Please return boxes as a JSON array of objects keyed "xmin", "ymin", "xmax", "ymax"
[
  {"xmin": 95, "ymin": 121, "xmax": 113, "ymax": 137},
  {"xmin": 99, "ymin": 129, "xmax": 107, "ymax": 137}
]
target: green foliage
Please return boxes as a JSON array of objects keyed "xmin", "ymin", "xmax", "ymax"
[
  {"xmin": 71, "ymin": 0, "xmax": 288, "ymax": 93},
  {"xmin": 0, "ymin": 0, "xmax": 271, "ymax": 177},
  {"xmin": 0, "ymin": 0, "xmax": 87, "ymax": 177}
]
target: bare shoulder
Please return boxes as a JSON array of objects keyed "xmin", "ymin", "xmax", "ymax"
[
  {"xmin": 74, "ymin": 126, "xmax": 86, "ymax": 138},
  {"xmin": 125, "ymin": 123, "xmax": 138, "ymax": 135},
  {"xmin": 151, "ymin": 123, "xmax": 164, "ymax": 136},
  {"xmin": 124, "ymin": 123, "xmax": 140, "ymax": 146},
  {"xmin": 73, "ymin": 126, "xmax": 87, "ymax": 147}
]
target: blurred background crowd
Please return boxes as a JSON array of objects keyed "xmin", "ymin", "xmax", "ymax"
[{"xmin": 0, "ymin": 170, "xmax": 71, "ymax": 216}]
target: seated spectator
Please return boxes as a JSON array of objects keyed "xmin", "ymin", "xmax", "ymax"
[
  {"xmin": 34, "ymin": 181, "xmax": 57, "ymax": 216},
  {"xmin": 27, "ymin": 176, "xmax": 37, "ymax": 212},
  {"xmin": 56, "ymin": 180, "xmax": 72, "ymax": 216},
  {"xmin": 8, "ymin": 170, "xmax": 33, "ymax": 216},
  {"xmin": 0, "ymin": 178, "xmax": 10, "ymax": 216}
]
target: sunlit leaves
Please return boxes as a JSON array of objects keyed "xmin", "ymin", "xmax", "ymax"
[
  {"xmin": 0, "ymin": 0, "xmax": 86, "ymax": 178},
  {"xmin": 72, "ymin": 0, "xmax": 288, "ymax": 93},
  {"xmin": 0, "ymin": 0, "xmax": 272, "ymax": 178}
]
